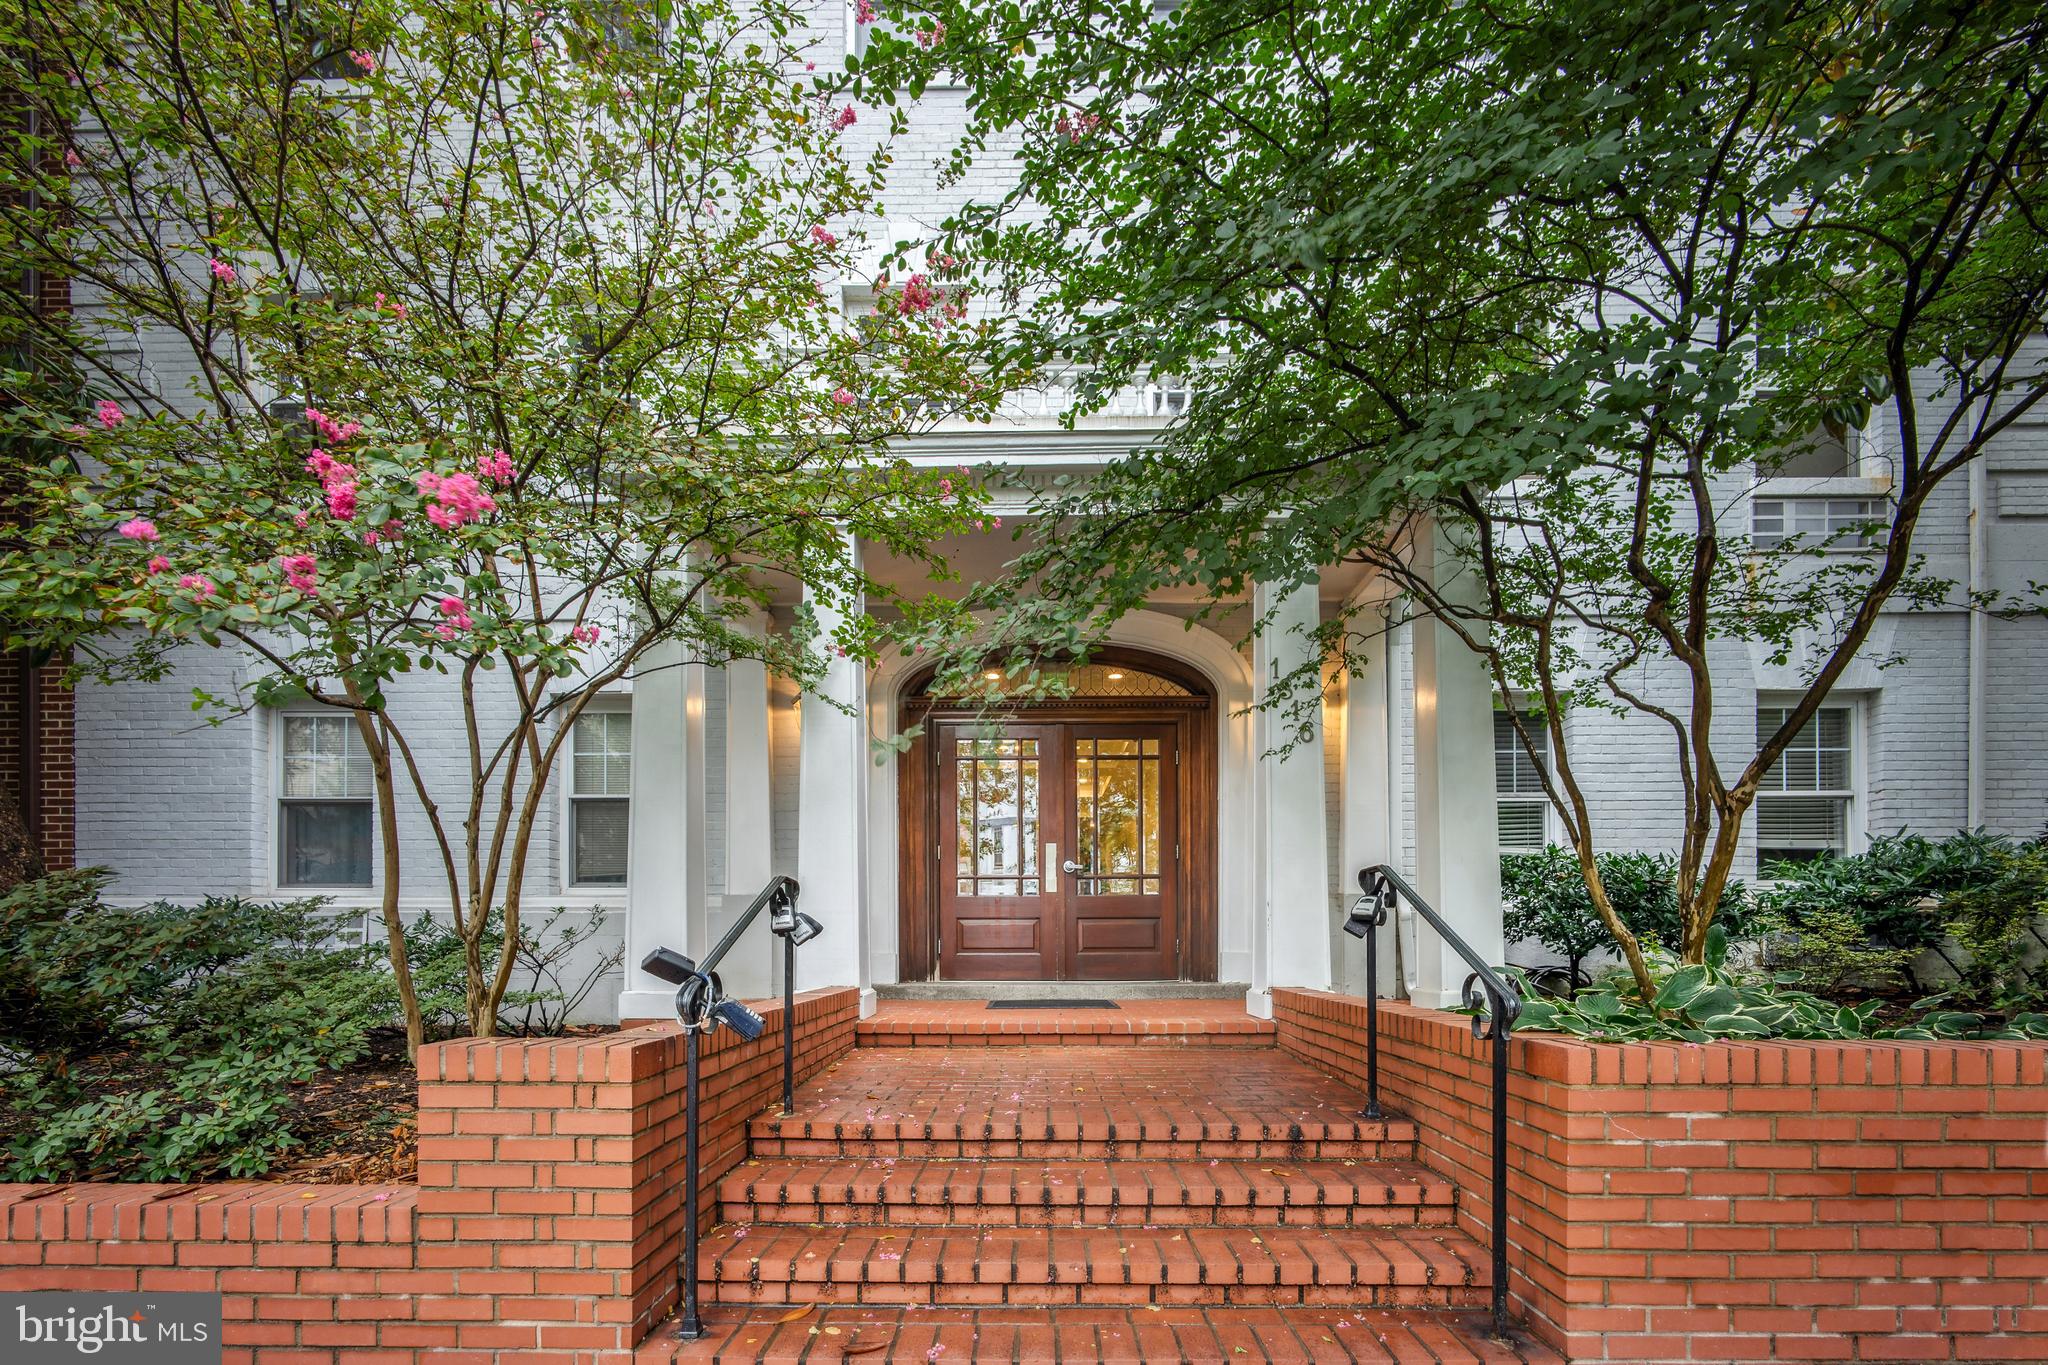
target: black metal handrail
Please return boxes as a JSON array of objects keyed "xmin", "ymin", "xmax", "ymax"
[
  {"xmin": 1346, "ymin": 864, "xmax": 1522, "ymax": 1339},
  {"xmin": 640, "ymin": 873, "xmax": 821, "ymax": 1342}
]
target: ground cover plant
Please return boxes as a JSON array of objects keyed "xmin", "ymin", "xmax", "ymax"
[{"xmin": 0, "ymin": 870, "xmax": 621, "ymax": 1181}]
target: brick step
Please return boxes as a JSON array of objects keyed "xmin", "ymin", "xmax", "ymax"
[
  {"xmin": 762, "ymin": 1043, "xmax": 1411, "ymax": 1160},
  {"xmin": 699, "ymin": 1223, "xmax": 1489, "ymax": 1308},
  {"xmin": 855, "ymin": 999, "xmax": 1277, "ymax": 1048},
  {"xmin": 658, "ymin": 1305, "xmax": 1564, "ymax": 1363},
  {"xmin": 719, "ymin": 1157, "xmax": 1455, "ymax": 1227},
  {"xmin": 748, "ymin": 1121, "xmax": 1413, "ymax": 1161}
]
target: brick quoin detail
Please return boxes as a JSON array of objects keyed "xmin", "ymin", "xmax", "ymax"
[
  {"xmin": 0, "ymin": 653, "xmax": 77, "ymax": 872},
  {"xmin": 0, "ymin": 987, "xmax": 859, "ymax": 1364},
  {"xmin": 1272, "ymin": 988, "xmax": 2048, "ymax": 1365}
]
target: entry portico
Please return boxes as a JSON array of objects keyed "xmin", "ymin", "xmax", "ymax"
[{"xmin": 618, "ymin": 434, "xmax": 1505, "ymax": 1022}]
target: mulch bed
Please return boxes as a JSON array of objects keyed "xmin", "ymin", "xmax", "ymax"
[
  {"xmin": 264, "ymin": 1029, "xmax": 420, "ymax": 1183},
  {"xmin": 3, "ymin": 1024, "xmax": 619, "ymax": 1186}
]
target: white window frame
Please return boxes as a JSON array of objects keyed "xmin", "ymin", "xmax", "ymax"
[
  {"xmin": 273, "ymin": 709, "xmax": 376, "ymax": 892},
  {"xmin": 1751, "ymin": 494, "xmax": 1888, "ymax": 552},
  {"xmin": 1749, "ymin": 405, "xmax": 1895, "ymax": 552},
  {"xmin": 844, "ymin": 0, "xmax": 963, "ymax": 86},
  {"xmin": 1754, "ymin": 699, "xmax": 1862, "ymax": 870},
  {"xmin": 1494, "ymin": 702, "xmax": 1553, "ymax": 855},
  {"xmin": 562, "ymin": 701, "xmax": 633, "ymax": 892}
]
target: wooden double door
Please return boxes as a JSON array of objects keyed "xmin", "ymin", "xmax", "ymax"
[{"xmin": 938, "ymin": 720, "xmax": 1179, "ymax": 980}]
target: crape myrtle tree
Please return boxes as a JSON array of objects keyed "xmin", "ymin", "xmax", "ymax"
[
  {"xmin": 859, "ymin": 0, "xmax": 2048, "ymax": 1001},
  {"xmin": 0, "ymin": 0, "xmax": 998, "ymax": 1049}
]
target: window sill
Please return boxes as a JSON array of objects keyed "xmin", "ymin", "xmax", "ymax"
[{"xmin": 1752, "ymin": 474, "xmax": 1892, "ymax": 497}]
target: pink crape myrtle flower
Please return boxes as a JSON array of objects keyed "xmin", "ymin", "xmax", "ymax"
[
  {"xmin": 303, "ymin": 408, "xmax": 362, "ymax": 446},
  {"xmin": 853, "ymin": 0, "xmax": 876, "ymax": 22},
  {"xmin": 831, "ymin": 104, "xmax": 857, "ymax": 131},
  {"xmin": 898, "ymin": 273, "xmax": 937, "ymax": 315},
  {"xmin": 809, "ymin": 224, "xmax": 838, "ymax": 248},
  {"xmin": 418, "ymin": 470, "xmax": 497, "ymax": 530},
  {"xmin": 479, "ymin": 448, "xmax": 515, "ymax": 485},
  {"xmin": 830, "ymin": 387, "xmax": 856, "ymax": 406},
  {"xmin": 293, "ymin": 509, "xmax": 314, "ymax": 528},
  {"xmin": 280, "ymin": 553, "xmax": 319, "ymax": 594},
  {"xmin": 95, "ymin": 400, "xmax": 125, "ymax": 428},
  {"xmin": 208, "ymin": 258, "xmax": 236, "ymax": 284},
  {"xmin": 1054, "ymin": 111, "xmax": 1104, "ymax": 142},
  {"xmin": 569, "ymin": 623, "xmax": 601, "ymax": 646},
  {"xmin": 349, "ymin": 50, "xmax": 377, "ymax": 73},
  {"xmin": 146, "ymin": 555, "xmax": 170, "ymax": 575},
  {"xmin": 177, "ymin": 574, "xmax": 216, "ymax": 598},
  {"xmin": 915, "ymin": 22, "xmax": 945, "ymax": 47},
  {"xmin": 435, "ymin": 596, "xmax": 475, "ymax": 640},
  {"xmin": 116, "ymin": 517, "xmax": 158, "ymax": 541},
  {"xmin": 305, "ymin": 449, "xmax": 359, "ymax": 521},
  {"xmin": 362, "ymin": 530, "xmax": 382, "ymax": 547},
  {"xmin": 63, "ymin": 147, "xmax": 83, "ymax": 169}
]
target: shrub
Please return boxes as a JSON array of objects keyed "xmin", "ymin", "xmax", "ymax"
[
  {"xmin": 1759, "ymin": 829, "xmax": 2046, "ymax": 1006},
  {"xmin": 0, "ymin": 871, "xmax": 396, "ymax": 1181},
  {"xmin": 1933, "ymin": 841, "xmax": 2048, "ymax": 1013},
  {"xmin": 1501, "ymin": 846, "xmax": 1759, "ymax": 992},
  {"xmin": 400, "ymin": 907, "xmax": 624, "ymax": 1037}
]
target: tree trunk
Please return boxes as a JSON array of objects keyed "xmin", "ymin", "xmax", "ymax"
[
  {"xmin": 0, "ymin": 796, "xmax": 43, "ymax": 895},
  {"xmin": 350, "ymin": 707, "xmax": 425, "ymax": 1058}
]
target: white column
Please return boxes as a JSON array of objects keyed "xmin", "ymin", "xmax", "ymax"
[
  {"xmin": 1409, "ymin": 522, "xmax": 1505, "ymax": 1009},
  {"xmin": 1248, "ymin": 577, "xmax": 1334, "ymax": 1017},
  {"xmin": 794, "ymin": 536, "xmax": 873, "ymax": 1013},
  {"xmin": 618, "ymin": 637, "xmax": 709, "ymax": 1021},
  {"xmin": 713, "ymin": 612, "xmax": 778, "ymax": 999},
  {"xmin": 1339, "ymin": 608, "xmax": 1398, "ymax": 996}
]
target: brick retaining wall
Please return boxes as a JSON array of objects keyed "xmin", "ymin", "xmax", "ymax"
[
  {"xmin": 1273, "ymin": 987, "xmax": 2048, "ymax": 1364},
  {"xmin": 0, "ymin": 986, "xmax": 858, "ymax": 1363}
]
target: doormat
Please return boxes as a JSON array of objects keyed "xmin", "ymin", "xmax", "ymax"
[{"xmin": 985, "ymin": 999, "xmax": 1121, "ymax": 1010}]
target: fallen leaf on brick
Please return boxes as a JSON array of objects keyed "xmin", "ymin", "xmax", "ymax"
[
  {"xmin": 842, "ymin": 1340, "xmax": 887, "ymax": 1356},
  {"xmin": 779, "ymin": 1307, "xmax": 815, "ymax": 1323},
  {"xmin": 824, "ymin": 1326, "xmax": 842, "ymax": 1335}
]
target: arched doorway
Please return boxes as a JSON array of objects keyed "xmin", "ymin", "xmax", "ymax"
[{"xmin": 896, "ymin": 648, "xmax": 1218, "ymax": 982}]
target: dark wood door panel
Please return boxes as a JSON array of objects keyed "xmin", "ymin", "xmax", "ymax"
[
  {"xmin": 1066, "ymin": 723, "xmax": 1178, "ymax": 980},
  {"xmin": 937, "ymin": 723, "xmax": 1061, "ymax": 981}
]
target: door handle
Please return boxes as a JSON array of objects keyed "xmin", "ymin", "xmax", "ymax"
[{"xmin": 1061, "ymin": 859, "xmax": 1086, "ymax": 875}]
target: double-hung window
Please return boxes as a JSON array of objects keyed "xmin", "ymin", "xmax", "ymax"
[
  {"xmin": 1755, "ymin": 705, "xmax": 1853, "ymax": 866},
  {"xmin": 279, "ymin": 713, "xmax": 374, "ymax": 887},
  {"xmin": 1494, "ymin": 708, "xmax": 1550, "ymax": 853},
  {"xmin": 569, "ymin": 711, "xmax": 632, "ymax": 887}
]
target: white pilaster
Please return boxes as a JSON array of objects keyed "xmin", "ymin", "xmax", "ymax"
[
  {"xmin": 1339, "ymin": 609, "xmax": 1398, "ymax": 996},
  {"xmin": 1409, "ymin": 522, "xmax": 1505, "ymax": 1009},
  {"xmin": 794, "ymin": 537, "xmax": 874, "ymax": 1014},
  {"xmin": 1248, "ymin": 577, "xmax": 1334, "ymax": 1016},
  {"xmin": 618, "ymin": 637, "xmax": 709, "ymax": 1021},
  {"xmin": 713, "ymin": 613, "xmax": 777, "ymax": 999}
]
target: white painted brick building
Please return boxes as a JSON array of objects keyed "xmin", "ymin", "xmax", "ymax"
[{"xmin": 55, "ymin": 5, "xmax": 2048, "ymax": 1020}]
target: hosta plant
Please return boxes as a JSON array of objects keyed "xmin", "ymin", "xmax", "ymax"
[{"xmin": 1511, "ymin": 928, "xmax": 2048, "ymax": 1043}]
